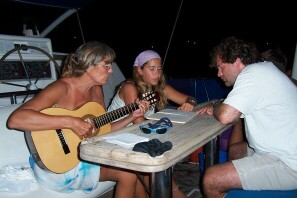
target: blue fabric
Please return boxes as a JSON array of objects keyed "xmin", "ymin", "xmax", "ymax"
[
  {"xmin": 133, "ymin": 139, "xmax": 172, "ymax": 157},
  {"xmin": 29, "ymin": 155, "xmax": 100, "ymax": 193},
  {"xmin": 226, "ymin": 189, "xmax": 297, "ymax": 198},
  {"xmin": 198, "ymin": 150, "xmax": 227, "ymax": 175}
]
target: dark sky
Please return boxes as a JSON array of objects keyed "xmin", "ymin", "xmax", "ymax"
[
  {"xmin": 1, "ymin": 0, "xmax": 296, "ymax": 79},
  {"xmin": 79, "ymin": 1, "xmax": 297, "ymax": 78}
]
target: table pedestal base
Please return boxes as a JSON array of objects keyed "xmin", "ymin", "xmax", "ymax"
[{"xmin": 151, "ymin": 168, "xmax": 172, "ymax": 198}]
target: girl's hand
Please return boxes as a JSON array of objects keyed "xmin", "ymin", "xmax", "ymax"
[
  {"xmin": 177, "ymin": 102, "xmax": 195, "ymax": 112},
  {"xmin": 132, "ymin": 99, "xmax": 150, "ymax": 118}
]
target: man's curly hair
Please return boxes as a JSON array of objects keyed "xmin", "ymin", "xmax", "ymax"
[{"xmin": 209, "ymin": 36, "xmax": 260, "ymax": 68}]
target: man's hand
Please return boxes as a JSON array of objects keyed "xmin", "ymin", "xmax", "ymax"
[{"xmin": 196, "ymin": 104, "xmax": 213, "ymax": 115}]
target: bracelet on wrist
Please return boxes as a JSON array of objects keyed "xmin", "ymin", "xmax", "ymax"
[{"xmin": 185, "ymin": 96, "xmax": 197, "ymax": 106}]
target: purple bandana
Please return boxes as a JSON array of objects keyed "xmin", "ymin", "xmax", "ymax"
[{"xmin": 133, "ymin": 50, "xmax": 161, "ymax": 67}]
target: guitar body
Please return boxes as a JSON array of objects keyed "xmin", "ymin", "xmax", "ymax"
[
  {"xmin": 26, "ymin": 102, "xmax": 111, "ymax": 174},
  {"xmin": 25, "ymin": 91, "xmax": 159, "ymax": 174}
]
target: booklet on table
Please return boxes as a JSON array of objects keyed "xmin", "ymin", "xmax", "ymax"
[{"xmin": 145, "ymin": 108, "xmax": 197, "ymax": 124}]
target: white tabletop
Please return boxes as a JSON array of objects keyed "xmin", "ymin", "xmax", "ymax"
[{"xmin": 80, "ymin": 113, "xmax": 230, "ymax": 173}]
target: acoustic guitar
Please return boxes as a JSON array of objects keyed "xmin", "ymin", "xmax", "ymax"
[{"xmin": 25, "ymin": 91, "xmax": 159, "ymax": 174}]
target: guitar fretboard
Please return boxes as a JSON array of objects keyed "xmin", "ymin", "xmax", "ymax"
[{"xmin": 92, "ymin": 102, "xmax": 139, "ymax": 128}]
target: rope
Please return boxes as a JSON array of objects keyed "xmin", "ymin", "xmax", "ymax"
[
  {"xmin": 76, "ymin": 11, "xmax": 86, "ymax": 44},
  {"xmin": 163, "ymin": 0, "xmax": 184, "ymax": 67}
]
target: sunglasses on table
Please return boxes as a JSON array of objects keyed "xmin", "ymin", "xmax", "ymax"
[{"xmin": 140, "ymin": 117, "xmax": 173, "ymax": 134}]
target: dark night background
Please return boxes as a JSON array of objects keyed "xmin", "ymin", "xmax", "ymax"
[{"xmin": 1, "ymin": 0, "xmax": 296, "ymax": 79}]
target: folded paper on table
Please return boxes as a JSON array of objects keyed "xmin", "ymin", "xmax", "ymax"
[
  {"xmin": 145, "ymin": 108, "xmax": 197, "ymax": 123},
  {"xmin": 102, "ymin": 133, "xmax": 149, "ymax": 149}
]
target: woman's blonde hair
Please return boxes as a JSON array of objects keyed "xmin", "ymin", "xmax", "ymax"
[{"xmin": 61, "ymin": 41, "xmax": 115, "ymax": 77}]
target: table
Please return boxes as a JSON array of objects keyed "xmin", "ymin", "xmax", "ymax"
[{"xmin": 80, "ymin": 111, "xmax": 230, "ymax": 198}]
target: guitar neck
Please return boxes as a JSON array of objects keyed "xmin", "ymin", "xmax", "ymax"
[{"xmin": 93, "ymin": 102, "xmax": 139, "ymax": 128}]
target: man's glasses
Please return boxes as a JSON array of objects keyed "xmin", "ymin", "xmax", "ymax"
[{"xmin": 140, "ymin": 117, "xmax": 173, "ymax": 134}]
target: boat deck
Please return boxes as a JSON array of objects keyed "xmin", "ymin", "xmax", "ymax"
[{"xmin": 174, "ymin": 159, "xmax": 203, "ymax": 198}]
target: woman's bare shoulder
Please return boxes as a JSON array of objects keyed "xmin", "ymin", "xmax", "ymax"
[
  {"xmin": 43, "ymin": 79, "xmax": 69, "ymax": 93},
  {"xmin": 118, "ymin": 81, "xmax": 139, "ymax": 103},
  {"xmin": 120, "ymin": 80, "xmax": 137, "ymax": 91},
  {"xmin": 17, "ymin": 80, "xmax": 69, "ymax": 110}
]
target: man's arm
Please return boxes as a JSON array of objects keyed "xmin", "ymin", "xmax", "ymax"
[{"xmin": 213, "ymin": 102, "xmax": 242, "ymax": 125}]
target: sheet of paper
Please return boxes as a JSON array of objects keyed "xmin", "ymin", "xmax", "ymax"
[{"xmin": 103, "ymin": 133, "xmax": 149, "ymax": 149}]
